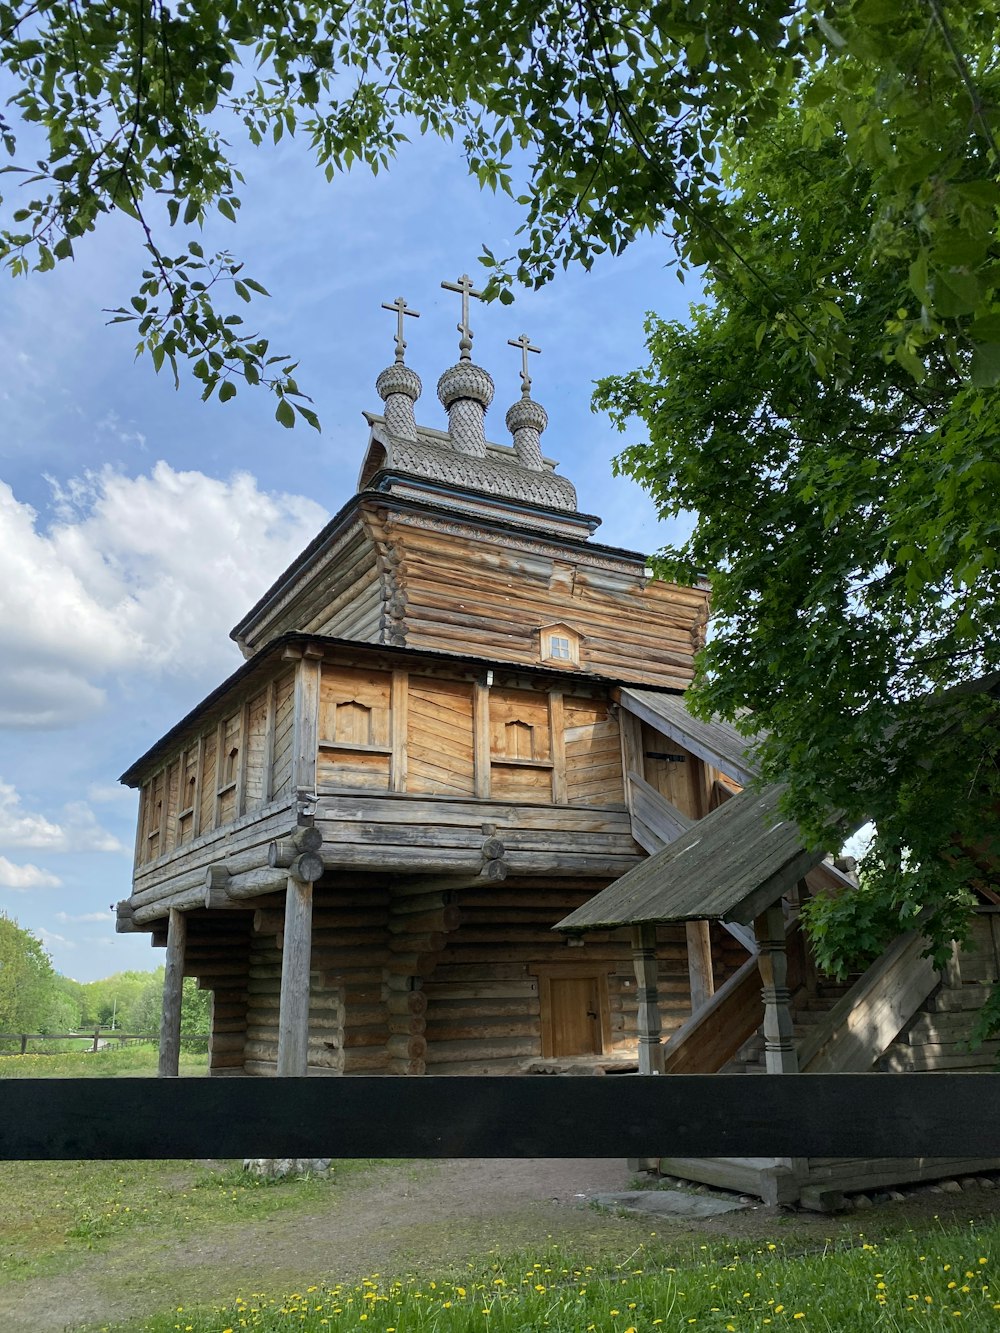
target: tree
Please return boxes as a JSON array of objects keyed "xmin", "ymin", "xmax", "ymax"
[
  {"xmin": 595, "ymin": 105, "xmax": 999, "ymax": 960},
  {"xmin": 0, "ymin": 913, "xmax": 57, "ymax": 1038},
  {"xmin": 1, "ymin": 2, "xmax": 997, "ymax": 417}
]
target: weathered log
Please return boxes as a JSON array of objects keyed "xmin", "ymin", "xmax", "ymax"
[
  {"xmin": 277, "ymin": 878, "xmax": 313, "ymax": 1077},
  {"xmin": 342, "ymin": 1048, "xmax": 391, "ymax": 1071},
  {"xmin": 387, "ymin": 1034, "xmax": 427, "ymax": 1061},
  {"xmin": 387, "ymin": 906, "xmax": 461, "ymax": 935},
  {"xmin": 387, "ymin": 1015, "xmax": 427, "ymax": 1037},
  {"xmin": 290, "ymin": 851, "xmax": 325, "ymax": 883},
  {"xmin": 224, "ymin": 867, "xmax": 290, "ymax": 899},
  {"xmin": 384, "ymin": 953, "xmax": 441, "ymax": 977},
  {"xmin": 268, "ymin": 826, "xmax": 324, "ymax": 867},
  {"xmin": 480, "ymin": 837, "xmax": 506, "ymax": 861},
  {"xmin": 115, "ymin": 900, "xmax": 142, "ymax": 934},
  {"xmin": 387, "ymin": 1057, "xmax": 426, "ymax": 1076},
  {"xmin": 388, "ymin": 931, "xmax": 446, "ymax": 955},
  {"xmin": 158, "ymin": 908, "xmax": 186, "ymax": 1078},
  {"xmin": 480, "ymin": 859, "xmax": 508, "ymax": 882},
  {"xmin": 253, "ymin": 908, "xmax": 284, "ymax": 935},
  {"xmin": 385, "ymin": 989, "xmax": 428, "ymax": 1016}
]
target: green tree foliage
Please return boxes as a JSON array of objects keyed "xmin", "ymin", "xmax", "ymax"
[
  {"xmin": 1, "ymin": 2, "xmax": 996, "ymax": 411},
  {"xmin": 0, "ymin": 913, "xmax": 56, "ymax": 1035},
  {"xmin": 596, "ymin": 104, "xmax": 999, "ymax": 957}
]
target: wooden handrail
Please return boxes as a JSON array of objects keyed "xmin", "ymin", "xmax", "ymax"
[
  {"xmin": 661, "ymin": 950, "xmax": 763, "ymax": 1074},
  {"xmin": 799, "ymin": 929, "xmax": 939, "ymax": 1073}
]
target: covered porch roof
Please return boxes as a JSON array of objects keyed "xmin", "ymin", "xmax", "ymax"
[{"xmin": 557, "ymin": 782, "xmax": 827, "ymax": 931}]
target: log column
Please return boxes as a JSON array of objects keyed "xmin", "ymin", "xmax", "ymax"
[
  {"xmin": 277, "ymin": 874, "xmax": 314, "ymax": 1077},
  {"xmin": 755, "ymin": 903, "xmax": 799, "ymax": 1074},
  {"xmin": 631, "ymin": 923, "xmax": 665, "ymax": 1074},
  {"xmin": 158, "ymin": 907, "xmax": 187, "ymax": 1078}
]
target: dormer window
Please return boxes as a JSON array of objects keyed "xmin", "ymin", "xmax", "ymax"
[{"xmin": 538, "ymin": 622, "xmax": 581, "ymax": 668}]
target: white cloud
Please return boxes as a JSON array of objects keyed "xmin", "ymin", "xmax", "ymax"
[
  {"xmin": 55, "ymin": 910, "xmax": 114, "ymax": 923},
  {"xmin": 0, "ymin": 857, "xmax": 62, "ymax": 889},
  {"xmin": 0, "ymin": 779, "xmax": 125, "ymax": 853},
  {"xmin": 87, "ymin": 783, "xmax": 137, "ymax": 806},
  {"xmin": 0, "ymin": 463, "xmax": 327, "ymax": 728},
  {"xmin": 36, "ymin": 926, "xmax": 75, "ymax": 950}
]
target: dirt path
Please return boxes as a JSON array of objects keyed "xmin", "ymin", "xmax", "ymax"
[{"xmin": 0, "ymin": 1158, "xmax": 667, "ymax": 1332}]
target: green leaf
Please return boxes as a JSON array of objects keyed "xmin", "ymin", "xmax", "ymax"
[
  {"xmin": 275, "ymin": 397, "xmax": 295, "ymax": 429},
  {"xmin": 969, "ymin": 343, "xmax": 1000, "ymax": 388},
  {"xmin": 934, "ymin": 271, "xmax": 982, "ymax": 318},
  {"xmin": 219, "ymin": 380, "xmax": 237, "ymax": 402}
]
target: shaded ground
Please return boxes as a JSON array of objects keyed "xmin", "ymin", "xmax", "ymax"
[{"xmin": 3, "ymin": 1158, "xmax": 1000, "ymax": 1332}]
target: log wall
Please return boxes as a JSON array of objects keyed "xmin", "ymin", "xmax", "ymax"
[
  {"xmin": 378, "ymin": 511, "xmax": 709, "ymax": 690},
  {"xmin": 135, "ymin": 667, "xmax": 296, "ymax": 869}
]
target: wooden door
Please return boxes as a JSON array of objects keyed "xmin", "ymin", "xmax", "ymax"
[{"xmin": 549, "ymin": 976, "xmax": 603, "ymax": 1056}]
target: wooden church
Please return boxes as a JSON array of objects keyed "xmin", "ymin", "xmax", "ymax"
[{"xmin": 118, "ymin": 280, "xmax": 1000, "ymax": 1209}]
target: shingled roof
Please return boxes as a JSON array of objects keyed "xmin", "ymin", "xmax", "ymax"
[{"xmin": 557, "ymin": 782, "xmax": 827, "ymax": 932}]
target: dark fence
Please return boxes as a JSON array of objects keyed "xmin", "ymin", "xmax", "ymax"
[
  {"xmin": 2, "ymin": 1074, "xmax": 999, "ymax": 1161},
  {"xmin": 0, "ymin": 1031, "xmax": 208, "ymax": 1055}
]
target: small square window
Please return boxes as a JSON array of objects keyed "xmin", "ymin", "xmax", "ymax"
[{"xmin": 538, "ymin": 622, "xmax": 581, "ymax": 667}]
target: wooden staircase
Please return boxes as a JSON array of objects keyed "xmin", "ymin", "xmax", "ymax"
[{"xmin": 724, "ymin": 980, "xmax": 855, "ymax": 1074}]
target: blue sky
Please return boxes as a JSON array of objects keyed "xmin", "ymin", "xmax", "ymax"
[{"xmin": 0, "ymin": 127, "xmax": 699, "ymax": 982}]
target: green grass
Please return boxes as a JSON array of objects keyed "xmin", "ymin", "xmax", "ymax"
[
  {"xmin": 0, "ymin": 1157, "xmax": 383, "ymax": 1287},
  {"xmin": 0, "ymin": 1043, "xmax": 206, "ymax": 1078},
  {"xmin": 97, "ymin": 1224, "xmax": 1000, "ymax": 1332}
]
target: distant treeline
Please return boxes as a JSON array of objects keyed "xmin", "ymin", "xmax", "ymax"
[{"xmin": 0, "ymin": 912, "xmax": 208, "ymax": 1049}]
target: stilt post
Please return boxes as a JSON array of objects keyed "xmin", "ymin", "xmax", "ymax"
[
  {"xmin": 755, "ymin": 902, "xmax": 799, "ymax": 1074},
  {"xmin": 632, "ymin": 923, "xmax": 665, "ymax": 1074},
  {"xmin": 158, "ymin": 907, "xmax": 187, "ymax": 1078},
  {"xmin": 277, "ymin": 874, "xmax": 313, "ymax": 1077}
]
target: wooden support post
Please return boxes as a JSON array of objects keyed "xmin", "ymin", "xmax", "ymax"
[
  {"xmin": 391, "ymin": 669, "xmax": 408, "ymax": 793},
  {"xmin": 632, "ymin": 923, "xmax": 665, "ymax": 1074},
  {"xmin": 941, "ymin": 938, "xmax": 964, "ymax": 989},
  {"xmin": 685, "ymin": 919, "xmax": 715, "ymax": 1013},
  {"xmin": 158, "ymin": 907, "xmax": 187, "ymax": 1078},
  {"xmin": 473, "ymin": 679, "xmax": 491, "ymax": 798},
  {"xmin": 277, "ymin": 876, "xmax": 313, "ymax": 1078},
  {"xmin": 293, "ymin": 652, "xmax": 322, "ymax": 800},
  {"xmin": 755, "ymin": 903, "xmax": 799, "ymax": 1074}
]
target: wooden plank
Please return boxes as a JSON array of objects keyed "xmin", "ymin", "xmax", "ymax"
[
  {"xmin": 293, "ymin": 655, "xmax": 322, "ymax": 795},
  {"xmin": 158, "ymin": 908, "xmax": 187, "ymax": 1077},
  {"xmin": 686, "ymin": 919, "xmax": 715, "ymax": 1012}
]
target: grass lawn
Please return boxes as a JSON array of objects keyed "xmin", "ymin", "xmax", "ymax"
[
  {"xmin": 98, "ymin": 1224, "xmax": 1000, "ymax": 1332},
  {"xmin": 0, "ymin": 1044, "xmax": 205, "ymax": 1078}
]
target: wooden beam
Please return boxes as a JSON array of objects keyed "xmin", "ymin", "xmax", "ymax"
[
  {"xmin": 5, "ymin": 1075, "xmax": 1000, "ymax": 1161},
  {"xmin": 473, "ymin": 679, "xmax": 491, "ymax": 798},
  {"xmin": 548, "ymin": 691, "xmax": 567, "ymax": 806},
  {"xmin": 685, "ymin": 919, "xmax": 715, "ymax": 1012},
  {"xmin": 277, "ymin": 875, "xmax": 313, "ymax": 1077},
  {"xmin": 158, "ymin": 908, "xmax": 187, "ymax": 1078},
  {"xmin": 391, "ymin": 668, "xmax": 408, "ymax": 793},
  {"xmin": 293, "ymin": 654, "xmax": 322, "ymax": 798}
]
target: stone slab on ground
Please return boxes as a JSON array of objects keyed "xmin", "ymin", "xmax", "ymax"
[{"xmin": 590, "ymin": 1189, "xmax": 749, "ymax": 1219}]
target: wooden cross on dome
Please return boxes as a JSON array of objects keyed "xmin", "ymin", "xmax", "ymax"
[
  {"xmin": 381, "ymin": 296, "xmax": 419, "ymax": 364},
  {"xmin": 508, "ymin": 332, "xmax": 540, "ymax": 395},
  {"xmin": 441, "ymin": 273, "xmax": 485, "ymax": 361}
]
